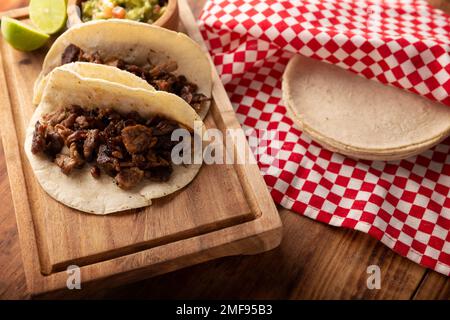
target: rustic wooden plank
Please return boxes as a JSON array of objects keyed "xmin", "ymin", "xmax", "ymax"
[
  {"xmin": 413, "ymin": 272, "xmax": 450, "ymax": 300},
  {"xmin": 0, "ymin": 37, "xmax": 47, "ymax": 297},
  {"xmin": 282, "ymin": 213, "xmax": 426, "ymax": 300},
  {"xmin": 0, "ymin": 138, "xmax": 28, "ymax": 299},
  {"xmin": 0, "ymin": 6, "xmax": 29, "ymax": 19},
  {"xmin": 428, "ymin": 0, "xmax": 450, "ymax": 13},
  {"xmin": 60, "ymin": 209, "xmax": 430, "ymax": 299}
]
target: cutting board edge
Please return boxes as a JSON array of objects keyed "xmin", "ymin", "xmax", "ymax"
[{"xmin": 30, "ymin": 213, "xmax": 283, "ymax": 298}]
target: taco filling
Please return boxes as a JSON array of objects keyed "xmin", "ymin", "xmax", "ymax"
[
  {"xmin": 31, "ymin": 105, "xmax": 184, "ymax": 190},
  {"xmin": 61, "ymin": 44, "xmax": 210, "ymax": 113}
]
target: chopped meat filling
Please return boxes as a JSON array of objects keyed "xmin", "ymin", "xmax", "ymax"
[
  {"xmin": 31, "ymin": 106, "xmax": 183, "ymax": 190},
  {"xmin": 90, "ymin": 166, "xmax": 101, "ymax": 179},
  {"xmin": 121, "ymin": 125, "xmax": 153, "ymax": 154},
  {"xmin": 115, "ymin": 167, "xmax": 144, "ymax": 190},
  {"xmin": 31, "ymin": 121, "xmax": 64, "ymax": 157},
  {"xmin": 55, "ymin": 154, "xmax": 78, "ymax": 175},
  {"xmin": 83, "ymin": 129, "xmax": 100, "ymax": 161},
  {"xmin": 61, "ymin": 44, "xmax": 81, "ymax": 65},
  {"xmin": 61, "ymin": 44, "xmax": 210, "ymax": 113}
]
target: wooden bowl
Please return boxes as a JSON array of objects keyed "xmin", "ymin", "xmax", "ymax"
[{"xmin": 67, "ymin": 0, "xmax": 179, "ymax": 30}]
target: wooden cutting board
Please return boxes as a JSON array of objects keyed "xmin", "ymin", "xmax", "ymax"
[{"xmin": 0, "ymin": 0, "xmax": 282, "ymax": 298}]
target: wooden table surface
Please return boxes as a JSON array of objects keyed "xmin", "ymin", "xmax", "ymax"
[{"xmin": 0, "ymin": 0, "xmax": 449, "ymax": 300}]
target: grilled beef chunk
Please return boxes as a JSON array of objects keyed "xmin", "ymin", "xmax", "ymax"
[
  {"xmin": 75, "ymin": 115, "xmax": 90, "ymax": 129},
  {"xmin": 55, "ymin": 154, "xmax": 78, "ymax": 175},
  {"xmin": 105, "ymin": 59, "xmax": 125, "ymax": 69},
  {"xmin": 31, "ymin": 121, "xmax": 64, "ymax": 157},
  {"xmin": 69, "ymin": 143, "xmax": 85, "ymax": 168},
  {"xmin": 96, "ymin": 144, "xmax": 119, "ymax": 176},
  {"xmin": 146, "ymin": 165, "xmax": 173, "ymax": 182},
  {"xmin": 66, "ymin": 130, "xmax": 86, "ymax": 147},
  {"xmin": 83, "ymin": 129, "xmax": 100, "ymax": 160},
  {"xmin": 61, "ymin": 113, "xmax": 77, "ymax": 128},
  {"xmin": 31, "ymin": 121, "xmax": 47, "ymax": 154},
  {"xmin": 96, "ymin": 144, "xmax": 111, "ymax": 164},
  {"xmin": 153, "ymin": 119, "xmax": 179, "ymax": 136},
  {"xmin": 146, "ymin": 152, "xmax": 170, "ymax": 168},
  {"xmin": 44, "ymin": 109, "xmax": 67, "ymax": 126},
  {"xmin": 115, "ymin": 167, "xmax": 144, "ymax": 190},
  {"xmin": 61, "ymin": 44, "xmax": 211, "ymax": 112},
  {"xmin": 45, "ymin": 132, "xmax": 65, "ymax": 157},
  {"xmin": 90, "ymin": 166, "xmax": 101, "ymax": 179},
  {"xmin": 61, "ymin": 44, "xmax": 81, "ymax": 64},
  {"xmin": 31, "ymin": 106, "xmax": 183, "ymax": 190},
  {"xmin": 121, "ymin": 125, "xmax": 153, "ymax": 154},
  {"xmin": 55, "ymin": 124, "xmax": 73, "ymax": 140}
]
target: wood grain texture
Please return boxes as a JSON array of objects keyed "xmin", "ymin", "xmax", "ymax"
[
  {"xmin": 413, "ymin": 271, "xmax": 450, "ymax": 300},
  {"xmin": 44, "ymin": 210, "xmax": 434, "ymax": 299},
  {"xmin": 0, "ymin": 0, "xmax": 448, "ymax": 300},
  {"xmin": 0, "ymin": 6, "xmax": 28, "ymax": 19},
  {"xmin": 428, "ymin": 0, "xmax": 450, "ymax": 13},
  {"xmin": 0, "ymin": 0, "xmax": 28, "ymax": 12},
  {"xmin": 0, "ymin": 137, "xmax": 28, "ymax": 299}
]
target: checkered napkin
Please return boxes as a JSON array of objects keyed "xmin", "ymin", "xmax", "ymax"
[{"xmin": 198, "ymin": 0, "xmax": 450, "ymax": 275}]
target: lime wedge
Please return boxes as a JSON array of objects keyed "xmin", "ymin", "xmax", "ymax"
[
  {"xmin": 30, "ymin": 0, "xmax": 67, "ymax": 35},
  {"xmin": 1, "ymin": 17, "xmax": 50, "ymax": 52}
]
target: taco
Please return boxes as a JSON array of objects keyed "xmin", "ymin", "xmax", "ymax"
[
  {"xmin": 33, "ymin": 19, "xmax": 212, "ymax": 119},
  {"xmin": 25, "ymin": 67, "xmax": 203, "ymax": 215},
  {"xmin": 34, "ymin": 62, "xmax": 156, "ymax": 104}
]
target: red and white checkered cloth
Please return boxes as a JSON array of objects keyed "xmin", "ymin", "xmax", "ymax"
[{"xmin": 198, "ymin": 0, "xmax": 450, "ymax": 276}]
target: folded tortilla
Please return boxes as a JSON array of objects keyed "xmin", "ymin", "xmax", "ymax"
[
  {"xmin": 33, "ymin": 62, "xmax": 156, "ymax": 104},
  {"xmin": 33, "ymin": 19, "xmax": 212, "ymax": 119},
  {"xmin": 25, "ymin": 67, "xmax": 203, "ymax": 214}
]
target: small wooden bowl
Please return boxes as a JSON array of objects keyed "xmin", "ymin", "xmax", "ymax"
[{"xmin": 67, "ymin": 0, "xmax": 179, "ymax": 30}]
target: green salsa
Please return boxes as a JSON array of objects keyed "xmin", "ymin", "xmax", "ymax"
[{"xmin": 81, "ymin": 0, "xmax": 168, "ymax": 23}]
